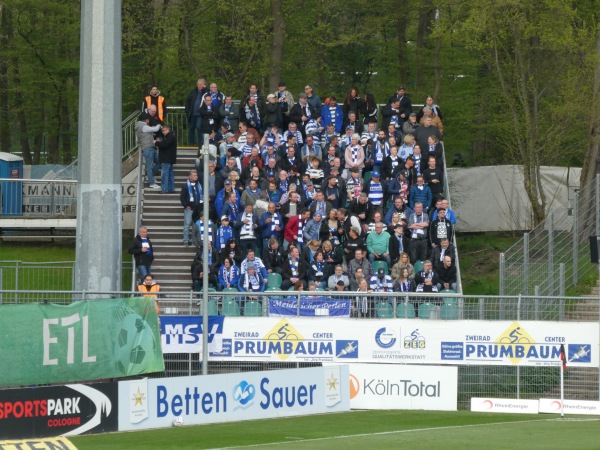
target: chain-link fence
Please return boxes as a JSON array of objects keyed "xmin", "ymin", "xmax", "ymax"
[{"xmin": 500, "ymin": 175, "xmax": 600, "ymax": 297}]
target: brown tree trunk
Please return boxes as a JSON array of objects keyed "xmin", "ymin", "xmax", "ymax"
[
  {"xmin": 268, "ymin": 0, "xmax": 285, "ymax": 94},
  {"xmin": 395, "ymin": 0, "xmax": 409, "ymax": 85},
  {"xmin": 416, "ymin": 1, "xmax": 435, "ymax": 92},
  {"xmin": 0, "ymin": 5, "xmax": 10, "ymax": 153}
]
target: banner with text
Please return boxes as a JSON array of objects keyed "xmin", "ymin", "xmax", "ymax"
[
  {"xmin": 268, "ymin": 297, "xmax": 351, "ymax": 317},
  {"xmin": 0, "ymin": 382, "xmax": 118, "ymax": 439},
  {"xmin": 118, "ymin": 366, "xmax": 349, "ymax": 430},
  {"xmin": 0, "ymin": 298, "xmax": 164, "ymax": 387},
  {"xmin": 344, "ymin": 363, "xmax": 457, "ymax": 411},
  {"xmin": 207, "ymin": 317, "xmax": 598, "ymax": 367},
  {"xmin": 160, "ymin": 316, "xmax": 224, "ymax": 353}
]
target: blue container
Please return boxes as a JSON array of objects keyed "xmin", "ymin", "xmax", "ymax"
[{"xmin": 0, "ymin": 152, "xmax": 23, "ymax": 216}]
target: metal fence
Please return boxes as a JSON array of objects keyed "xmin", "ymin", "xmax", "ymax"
[
  {"xmin": 1, "ymin": 289, "xmax": 597, "ymax": 409},
  {"xmin": 499, "ymin": 175, "xmax": 599, "ymax": 297},
  {"xmin": 0, "ymin": 262, "xmax": 133, "ymax": 295}
]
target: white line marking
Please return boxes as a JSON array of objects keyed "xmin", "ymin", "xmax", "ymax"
[{"xmin": 211, "ymin": 417, "xmax": 584, "ymax": 449}]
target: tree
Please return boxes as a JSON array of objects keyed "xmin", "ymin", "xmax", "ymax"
[{"xmin": 452, "ymin": 0, "xmax": 590, "ymax": 225}]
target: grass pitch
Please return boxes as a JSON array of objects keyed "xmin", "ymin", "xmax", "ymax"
[{"xmin": 70, "ymin": 410, "xmax": 600, "ymax": 450}]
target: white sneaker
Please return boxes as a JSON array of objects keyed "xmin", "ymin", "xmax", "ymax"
[{"xmin": 149, "ymin": 184, "xmax": 160, "ymax": 189}]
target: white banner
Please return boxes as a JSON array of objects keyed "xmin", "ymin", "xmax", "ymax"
[
  {"xmin": 118, "ymin": 366, "xmax": 350, "ymax": 431},
  {"xmin": 129, "ymin": 379, "xmax": 149, "ymax": 424},
  {"xmin": 210, "ymin": 317, "xmax": 598, "ymax": 367},
  {"xmin": 343, "ymin": 363, "xmax": 457, "ymax": 411},
  {"xmin": 471, "ymin": 398, "xmax": 538, "ymax": 414},
  {"xmin": 539, "ymin": 399, "xmax": 600, "ymax": 415}
]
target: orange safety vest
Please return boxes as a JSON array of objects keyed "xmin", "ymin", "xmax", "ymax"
[
  {"xmin": 137, "ymin": 284, "xmax": 161, "ymax": 315},
  {"xmin": 145, "ymin": 95, "xmax": 165, "ymax": 122}
]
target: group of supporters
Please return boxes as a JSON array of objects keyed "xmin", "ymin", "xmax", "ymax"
[{"xmin": 177, "ymin": 80, "xmax": 458, "ymax": 300}]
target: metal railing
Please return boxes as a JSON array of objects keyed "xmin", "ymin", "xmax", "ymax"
[
  {"xmin": 500, "ymin": 175, "xmax": 599, "ymax": 296},
  {"xmin": 1, "ymin": 289, "xmax": 597, "ymax": 409}
]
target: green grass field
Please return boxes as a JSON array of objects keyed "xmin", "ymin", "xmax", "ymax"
[{"xmin": 70, "ymin": 410, "xmax": 600, "ymax": 450}]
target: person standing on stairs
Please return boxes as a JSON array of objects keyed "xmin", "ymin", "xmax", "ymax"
[
  {"xmin": 180, "ymin": 169, "xmax": 203, "ymax": 246},
  {"xmin": 135, "ymin": 112, "xmax": 162, "ymax": 189},
  {"xmin": 128, "ymin": 226, "xmax": 154, "ymax": 283},
  {"xmin": 155, "ymin": 125, "xmax": 177, "ymax": 193}
]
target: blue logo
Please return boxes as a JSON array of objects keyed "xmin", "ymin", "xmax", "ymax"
[
  {"xmin": 335, "ymin": 340, "xmax": 358, "ymax": 358},
  {"xmin": 233, "ymin": 380, "xmax": 256, "ymax": 409},
  {"xmin": 568, "ymin": 344, "xmax": 591, "ymax": 363},
  {"xmin": 375, "ymin": 327, "xmax": 397, "ymax": 349}
]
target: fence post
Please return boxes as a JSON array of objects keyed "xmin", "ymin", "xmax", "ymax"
[
  {"xmin": 517, "ymin": 294, "xmax": 521, "ymax": 321},
  {"xmin": 559, "ymin": 263, "xmax": 565, "ymax": 320},
  {"xmin": 534, "ymin": 285, "xmax": 540, "ymax": 320},
  {"xmin": 523, "ymin": 232, "xmax": 529, "ymax": 296},
  {"xmin": 297, "ymin": 291, "xmax": 301, "ymax": 317},
  {"xmin": 572, "ymin": 191, "xmax": 579, "ymax": 286},
  {"xmin": 499, "ymin": 253, "xmax": 505, "ymax": 296},
  {"xmin": 478, "ymin": 297, "xmax": 484, "ymax": 320},
  {"xmin": 547, "ymin": 213, "xmax": 554, "ymax": 296}
]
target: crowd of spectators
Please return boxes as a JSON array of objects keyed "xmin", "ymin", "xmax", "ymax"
[
  {"xmin": 134, "ymin": 79, "xmax": 457, "ymax": 312},
  {"xmin": 139, "ymin": 81, "xmax": 458, "ymax": 314}
]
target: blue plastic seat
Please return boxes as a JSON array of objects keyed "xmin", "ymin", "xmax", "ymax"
[
  {"xmin": 418, "ymin": 302, "xmax": 437, "ymax": 319},
  {"xmin": 375, "ymin": 301, "xmax": 393, "ymax": 318},
  {"xmin": 396, "ymin": 302, "xmax": 416, "ymax": 318}
]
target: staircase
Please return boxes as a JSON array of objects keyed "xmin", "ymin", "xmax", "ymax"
[{"xmin": 142, "ymin": 148, "xmax": 199, "ymax": 292}]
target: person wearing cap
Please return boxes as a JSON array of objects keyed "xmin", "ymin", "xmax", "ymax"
[
  {"xmin": 215, "ymin": 215, "xmax": 234, "ymax": 251},
  {"xmin": 366, "ymin": 222, "xmax": 391, "ymax": 268},
  {"xmin": 219, "ymin": 95, "xmax": 240, "ymax": 132},
  {"xmin": 363, "ymin": 170, "xmax": 387, "ymax": 211},
  {"xmin": 289, "ymin": 92, "xmax": 316, "ymax": 139},
  {"xmin": 275, "ymin": 81, "xmax": 294, "ymax": 125},
  {"xmin": 403, "ymin": 112, "xmax": 420, "ymax": 137},
  {"xmin": 260, "ymin": 201, "xmax": 283, "ymax": 251},
  {"xmin": 238, "ymin": 262, "xmax": 265, "ymax": 293},
  {"xmin": 369, "ymin": 267, "xmax": 393, "ymax": 293},
  {"xmin": 387, "ymin": 86, "xmax": 413, "ymax": 122},
  {"xmin": 215, "ymin": 173, "xmax": 240, "ymax": 216},
  {"xmin": 264, "ymin": 93, "xmax": 283, "ymax": 129},
  {"xmin": 320, "ymin": 95, "xmax": 344, "ymax": 134}
]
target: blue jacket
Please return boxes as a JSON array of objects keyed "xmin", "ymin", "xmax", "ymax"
[
  {"xmin": 260, "ymin": 212, "xmax": 284, "ymax": 239},
  {"xmin": 409, "ymin": 184, "xmax": 433, "ymax": 210},
  {"xmin": 218, "ymin": 264, "xmax": 240, "ymax": 289},
  {"xmin": 215, "ymin": 226, "xmax": 234, "ymax": 251},
  {"xmin": 320, "ymin": 104, "xmax": 344, "ymax": 134},
  {"xmin": 215, "ymin": 188, "xmax": 242, "ymax": 217}
]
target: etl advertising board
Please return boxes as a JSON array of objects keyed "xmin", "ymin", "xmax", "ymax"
[
  {"xmin": 344, "ymin": 363, "xmax": 457, "ymax": 411},
  {"xmin": 118, "ymin": 366, "xmax": 349, "ymax": 431},
  {"xmin": 0, "ymin": 382, "xmax": 118, "ymax": 439},
  {"xmin": 207, "ymin": 317, "xmax": 597, "ymax": 367}
]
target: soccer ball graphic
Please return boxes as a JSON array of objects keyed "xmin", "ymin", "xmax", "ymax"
[
  {"xmin": 114, "ymin": 313, "xmax": 157, "ymax": 375},
  {"xmin": 173, "ymin": 416, "xmax": 184, "ymax": 427}
]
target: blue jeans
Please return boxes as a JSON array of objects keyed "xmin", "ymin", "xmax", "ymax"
[
  {"xmin": 161, "ymin": 163, "xmax": 174, "ymax": 192},
  {"xmin": 188, "ymin": 116, "xmax": 203, "ymax": 147},
  {"xmin": 142, "ymin": 147, "xmax": 158, "ymax": 185},
  {"xmin": 137, "ymin": 264, "xmax": 151, "ymax": 283},
  {"xmin": 183, "ymin": 207, "xmax": 194, "ymax": 244}
]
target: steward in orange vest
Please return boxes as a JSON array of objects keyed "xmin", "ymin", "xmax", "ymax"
[
  {"xmin": 143, "ymin": 86, "xmax": 166, "ymax": 122},
  {"xmin": 138, "ymin": 275, "xmax": 161, "ymax": 316}
]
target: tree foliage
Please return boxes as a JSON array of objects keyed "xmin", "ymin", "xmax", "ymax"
[{"xmin": 0, "ymin": 0, "xmax": 598, "ymax": 224}]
